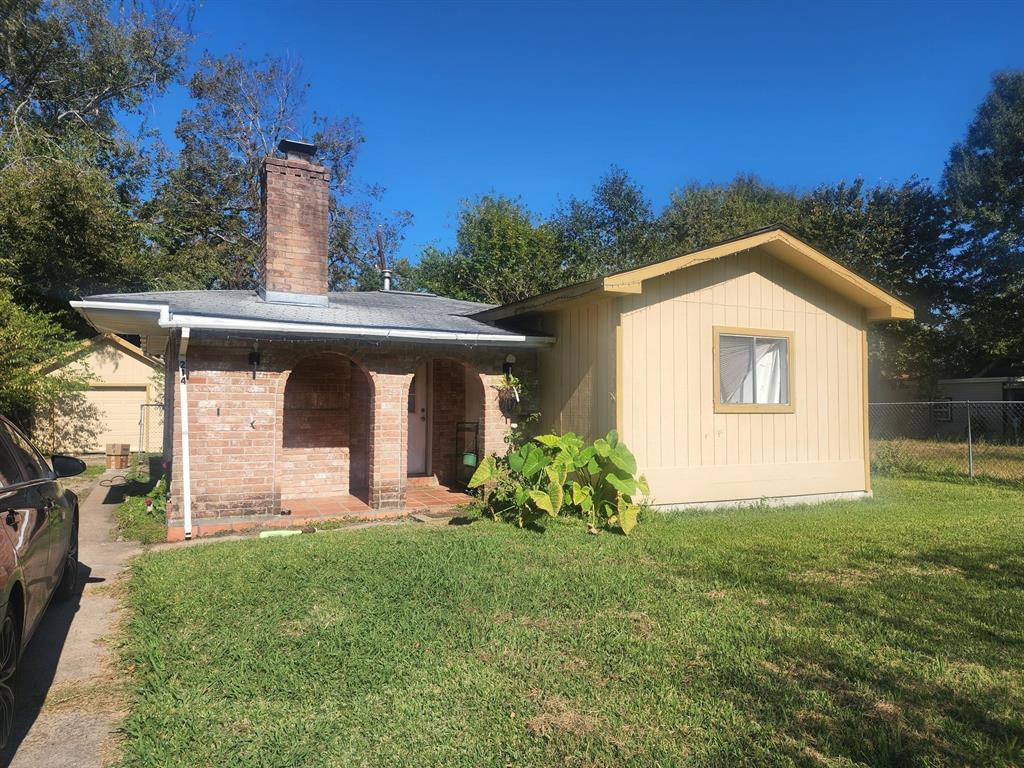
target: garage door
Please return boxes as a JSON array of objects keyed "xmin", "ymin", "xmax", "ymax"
[{"xmin": 85, "ymin": 387, "xmax": 149, "ymax": 451}]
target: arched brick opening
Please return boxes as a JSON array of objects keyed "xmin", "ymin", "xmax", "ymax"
[
  {"xmin": 428, "ymin": 358, "xmax": 486, "ymax": 487},
  {"xmin": 280, "ymin": 352, "xmax": 371, "ymax": 501}
]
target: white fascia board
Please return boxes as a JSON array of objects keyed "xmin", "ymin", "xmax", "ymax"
[
  {"xmin": 70, "ymin": 300, "xmax": 554, "ymax": 346},
  {"xmin": 165, "ymin": 313, "xmax": 553, "ymax": 345}
]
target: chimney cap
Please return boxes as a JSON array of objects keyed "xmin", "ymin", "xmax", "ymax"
[{"xmin": 277, "ymin": 139, "xmax": 317, "ymax": 162}]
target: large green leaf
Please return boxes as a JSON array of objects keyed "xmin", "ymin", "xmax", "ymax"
[
  {"xmin": 521, "ymin": 446, "xmax": 548, "ymax": 478},
  {"xmin": 534, "ymin": 433, "xmax": 561, "ymax": 448},
  {"xmin": 608, "ymin": 444, "xmax": 637, "ymax": 475},
  {"xmin": 594, "ymin": 438, "xmax": 611, "ymax": 458},
  {"xmin": 547, "ymin": 481, "xmax": 564, "ymax": 516},
  {"xmin": 508, "ymin": 448, "xmax": 526, "ymax": 474},
  {"xmin": 468, "ymin": 456, "xmax": 496, "ymax": 488},
  {"xmin": 606, "ymin": 429, "xmax": 619, "ymax": 448},
  {"xmin": 617, "ymin": 496, "xmax": 640, "ymax": 535},
  {"xmin": 528, "ymin": 489, "xmax": 553, "ymax": 515},
  {"xmin": 606, "ymin": 473, "xmax": 638, "ymax": 497},
  {"xmin": 637, "ymin": 474, "xmax": 650, "ymax": 497}
]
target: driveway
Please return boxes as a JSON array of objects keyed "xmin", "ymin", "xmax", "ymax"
[{"xmin": 1, "ymin": 471, "xmax": 141, "ymax": 768}]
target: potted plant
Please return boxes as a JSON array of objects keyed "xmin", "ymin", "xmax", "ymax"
[{"xmin": 492, "ymin": 373, "xmax": 524, "ymax": 406}]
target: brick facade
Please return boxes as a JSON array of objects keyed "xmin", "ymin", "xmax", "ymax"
[
  {"xmin": 259, "ymin": 156, "xmax": 330, "ymax": 302},
  {"xmin": 166, "ymin": 332, "xmax": 536, "ymax": 528}
]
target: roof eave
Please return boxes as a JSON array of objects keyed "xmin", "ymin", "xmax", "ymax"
[{"xmin": 70, "ymin": 301, "xmax": 554, "ymax": 347}]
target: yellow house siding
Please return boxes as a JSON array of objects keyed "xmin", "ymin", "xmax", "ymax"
[
  {"xmin": 37, "ymin": 336, "xmax": 162, "ymax": 452},
  {"xmin": 538, "ymin": 298, "xmax": 617, "ymax": 439},
  {"xmin": 620, "ymin": 247, "xmax": 868, "ymax": 505}
]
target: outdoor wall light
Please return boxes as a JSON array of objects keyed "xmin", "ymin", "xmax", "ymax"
[{"xmin": 248, "ymin": 349, "xmax": 261, "ymax": 379}]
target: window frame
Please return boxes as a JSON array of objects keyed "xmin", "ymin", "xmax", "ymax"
[{"xmin": 712, "ymin": 326, "xmax": 795, "ymax": 414}]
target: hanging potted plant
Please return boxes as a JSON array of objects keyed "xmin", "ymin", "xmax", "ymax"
[{"xmin": 492, "ymin": 372, "xmax": 525, "ymax": 407}]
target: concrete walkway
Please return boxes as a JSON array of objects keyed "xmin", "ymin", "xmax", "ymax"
[{"xmin": 1, "ymin": 472, "xmax": 140, "ymax": 768}]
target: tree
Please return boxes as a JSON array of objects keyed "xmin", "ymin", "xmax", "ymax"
[
  {"xmin": 0, "ymin": 0, "xmax": 190, "ymax": 193},
  {"xmin": 550, "ymin": 167, "xmax": 660, "ymax": 282},
  {"xmin": 0, "ymin": 0, "xmax": 191, "ymax": 330},
  {"xmin": 0, "ymin": 290, "xmax": 87, "ymax": 423},
  {"xmin": 658, "ymin": 174, "xmax": 801, "ymax": 253},
  {"xmin": 145, "ymin": 52, "xmax": 410, "ymax": 291},
  {"xmin": 415, "ymin": 195, "xmax": 562, "ymax": 304},
  {"xmin": 943, "ymin": 71, "xmax": 1024, "ymax": 370},
  {"xmin": 796, "ymin": 179, "xmax": 959, "ymax": 384}
]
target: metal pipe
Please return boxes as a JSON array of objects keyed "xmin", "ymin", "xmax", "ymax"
[
  {"xmin": 178, "ymin": 327, "xmax": 193, "ymax": 539},
  {"xmin": 966, "ymin": 400, "xmax": 974, "ymax": 479}
]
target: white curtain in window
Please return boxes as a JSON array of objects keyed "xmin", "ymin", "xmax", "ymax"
[
  {"xmin": 755, "ymin": 337, "xmax": 788, "ymax": 404},
  {"xmin": 719, "ymin": 335, "xmax": 754, "ymax": 403}
]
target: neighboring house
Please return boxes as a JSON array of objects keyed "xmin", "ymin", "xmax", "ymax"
[
  {"xmin": 71, "ymin": 140, "xmax": 913, "ymax": 540},
  {"xmin": 35, "ymin": 333, "xmax": 163, "ymax": 453}
]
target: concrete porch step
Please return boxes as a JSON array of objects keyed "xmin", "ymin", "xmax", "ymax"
[{"xmin": 406, "ymin": 474, "xmax": 440, "ymax": 488}]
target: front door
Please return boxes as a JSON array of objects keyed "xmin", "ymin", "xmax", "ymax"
[{"xmin": 407, "ymin": 362, "xmax": 429, "ymax": 475}]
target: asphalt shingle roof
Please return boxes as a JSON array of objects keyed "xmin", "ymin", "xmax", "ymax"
[{"xmin": 81, "ymin": 289, "xmax": 534, "ymax": 337}]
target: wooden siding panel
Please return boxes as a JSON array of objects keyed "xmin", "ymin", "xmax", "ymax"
[{"xmin": 618, "ymin": 245, "xmax": 868, "ymax": 505}]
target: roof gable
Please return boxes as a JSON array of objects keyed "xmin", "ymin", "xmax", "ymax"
[{"xmin": 477, "ymin": 227, "xmax": 915, "ymax": 323}]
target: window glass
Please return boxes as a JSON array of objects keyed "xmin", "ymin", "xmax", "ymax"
[
  {"xmin": 0, "ymin": 422, "xmax": 49, "ymax": 481},
  {"xmin": 0, "ymin": 439, "xmax": 26, "ymax": 488},
  {"xmin": 719, "ymin": 334, "xmax": 789, "ymax": 406}
]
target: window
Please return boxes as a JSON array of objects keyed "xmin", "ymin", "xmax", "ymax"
[
  {"xmin": 0, "ymin": 438, "xmax": 26, "ymax": 488},
  {"xmin": 931, "ymin": 400, "xmax": 952, "ymax": 422},
  {"xmin": 713, "ymin": 327, "xmax": 794, "ymax": 413},
  {"xmin": 0, "ymin": 421, "xmax": 50, "ymax": 481}
]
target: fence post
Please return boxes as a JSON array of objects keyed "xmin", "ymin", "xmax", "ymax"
[{"xmin": 966, "ymin": 400, "xmax": 974, "ymax": 479}]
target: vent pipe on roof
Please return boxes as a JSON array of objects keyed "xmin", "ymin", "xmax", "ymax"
[{"xmin": 376, "ymin": 227, "xmax": 392, "ymax": 291}]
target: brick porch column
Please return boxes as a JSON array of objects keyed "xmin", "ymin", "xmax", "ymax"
[
  {"xmin": 479, "ymin": 372, "xmax": 512, "ymax": 458},
  {"xmin": 368, "ymin": 371, "xmax": 410, "ymax": 510}
]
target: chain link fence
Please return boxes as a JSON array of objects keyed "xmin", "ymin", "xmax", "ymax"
[
  {"xmin": 870, "ymin": 401, "xmax": 1024, "ymax": 484},
  {"xmin": 137, "ymin": 402, "xmax": 164, "ymax": 458}
]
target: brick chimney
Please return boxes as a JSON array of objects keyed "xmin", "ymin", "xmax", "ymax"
[{"xmin": 258, "ymin": 139, "xmax": 330, "ymax": 306}]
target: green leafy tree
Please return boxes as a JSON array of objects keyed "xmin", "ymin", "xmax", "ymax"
[
  {"xmin": 796, "ymin": 179, "xmax": 959, "ymax": 384},
  {"xmin": 0, "ymin": 290, "xmax": 87, "ymax": 422},
  {"xmin": 0, "ymin": 0, "xmax": 191, "ymax": 332},
  {"xmin": 145, "ymin": 52, "xmax": 410, "ymax": 291},
  {"xmin": 658, "ymin": 174, "xmax": 801, "ymax": 252},
  {"xmin": 943, "ymin": 71, "xmax": 1024, "ymax": 370},
  {"xmin": 415, "ymin": 195, "xmax": 562, "ymax": 304},
  {"xmin": 550, "ymin": 167, "xmax": 660, "ymax": 282}
]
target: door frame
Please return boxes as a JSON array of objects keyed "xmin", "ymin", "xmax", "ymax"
[{"xmin": 407, "ymin": 361, "xmax": 432, "ymax": 476}]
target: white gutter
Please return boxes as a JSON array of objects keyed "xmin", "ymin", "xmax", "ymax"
[
  {"xmin": 177, "ymin": 328, "xmax": 193, "ymax": 540},
  {"xmin": 69, "ymin": 300, "xmax": 554, "ymax": 346}
]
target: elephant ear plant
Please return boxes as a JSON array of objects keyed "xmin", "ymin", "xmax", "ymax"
[{"xmin": 468, "ymin": 430, "xmax": 650, "ymax": 535}]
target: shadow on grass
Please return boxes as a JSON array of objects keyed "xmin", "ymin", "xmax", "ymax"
[
  {"xmin": 694, "ymin": 541, "xmax": 1024, "ymax": 766},
  {"xmin": 100, "ymin": 455, "xmax": 163, "ymax": 506}
]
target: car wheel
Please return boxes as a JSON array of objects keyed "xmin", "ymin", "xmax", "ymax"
[
  {"xmin": 55, "ymin": 514, "xmax": 79, "ymax": 602},
  {"xmin": 0, "ymin": 605, "xmax": 19, "ymax": 749}
]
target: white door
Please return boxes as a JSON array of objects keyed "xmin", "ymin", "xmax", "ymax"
[{"xmin": 407, "ymin": 363, "xmax": 428, "ymax": 475}]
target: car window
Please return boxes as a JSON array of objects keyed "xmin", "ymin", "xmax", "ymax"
[
  {"xmin": 0, "ymin": 422, "xmax": 50, "ymax": 482},
  {"xmin": 0, "ymin": 437, "xmax": 26, "ymax": 488}
]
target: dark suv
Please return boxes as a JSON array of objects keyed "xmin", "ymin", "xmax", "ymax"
[{"xmin": 0, "ymin": 416, "xmax": 84, "ymax": 747}]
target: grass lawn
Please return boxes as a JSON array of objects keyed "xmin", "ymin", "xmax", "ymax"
[
  {"xmin": 119, "ymin": 478, "xmax": 1024, "ymax": 767},
  {"xmin": 871, "ymin": 438, "xmax": 1024, "ymax": 484}
]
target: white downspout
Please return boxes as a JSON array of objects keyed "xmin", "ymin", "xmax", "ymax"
[{"xmin": 177, "ymin": 327, "xmax": 193, "ymax": 540}]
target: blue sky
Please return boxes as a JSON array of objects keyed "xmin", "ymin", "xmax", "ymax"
[{"xmin": 141, "ymin": 0, "xmax": 1024, "ymax": 261}]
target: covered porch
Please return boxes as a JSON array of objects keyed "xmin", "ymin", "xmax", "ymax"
[{"xmin": 162, "ymin": 334, "xmax": 533, "ymax": 540}]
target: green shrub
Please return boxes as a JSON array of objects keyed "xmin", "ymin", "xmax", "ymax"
[{"xmin": 468, "ymin": 430, "xmax": 648, "ymax": 535}]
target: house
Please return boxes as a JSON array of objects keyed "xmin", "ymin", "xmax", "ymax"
[
  {"xmin": 34, "ymin": 333, "xmax": 163, "ymax": 454},
  {"xmin": 71, "ymin": 140, "xmax": 913, "ymax": 540}
]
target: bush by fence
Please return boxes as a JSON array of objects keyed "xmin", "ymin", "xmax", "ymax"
[{"xmin": 870, "ymin": 401, "xmax": 1024, "ymax": 484}]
